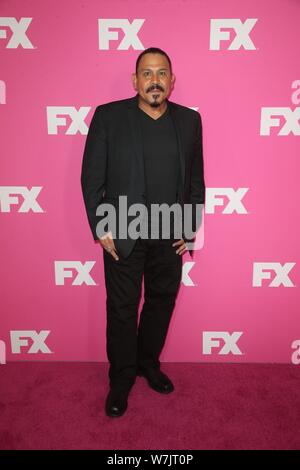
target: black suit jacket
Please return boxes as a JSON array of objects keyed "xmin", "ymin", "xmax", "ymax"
[{"xmin": 81, "ymin": 93, "xmax": 205, "ymax": 258}]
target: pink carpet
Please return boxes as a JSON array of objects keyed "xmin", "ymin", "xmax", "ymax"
[{"xmin": 0, "ymin": 362, "xmax": 299, "ymax": 450}]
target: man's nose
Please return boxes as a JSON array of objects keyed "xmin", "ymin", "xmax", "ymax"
[
  {"xmin": 151, "ymin": 81, "xmax": 161, "ymax": 89},
  {"xmin": 151, "ymin": 72, "xmax": 162, "ymax": 83}
]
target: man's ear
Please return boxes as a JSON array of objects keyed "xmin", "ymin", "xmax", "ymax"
[
  {"xmin": 131, "ymin": 72, "xmax": 137, "ymax": 90},
  {"xmin": 171, "ymin": 73, "xmax": 176, "ymax": 90}
]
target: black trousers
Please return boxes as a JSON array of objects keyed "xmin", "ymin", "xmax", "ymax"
[{"xmin": 103, "ymin": 236, "xmax": 183, "ymax": 390}]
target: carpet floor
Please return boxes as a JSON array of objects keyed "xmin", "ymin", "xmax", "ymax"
[{"xmin": 0, "ymin": 362, "xmax": 299, "ymax": 450}]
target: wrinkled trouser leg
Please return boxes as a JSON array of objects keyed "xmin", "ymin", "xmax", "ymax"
[
  {"xmin": 103, "ymin": 237, "xmax": 182, "ymax": 388},
  {"xmin": 137, "ymin": 238, "xmax": 183, "ymax": 371},
  {"xmin": 103, "ymin": 237, "xmax": 145, "ymax": 389}
]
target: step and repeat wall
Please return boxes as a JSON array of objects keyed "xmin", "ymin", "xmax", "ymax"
[{"xmin": 1, "ymin": 0, "xmax": 299, "ymax": 363}]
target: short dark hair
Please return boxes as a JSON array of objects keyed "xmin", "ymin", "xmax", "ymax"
[{"xmin": 135, "ymin": 47, "xmax": 172, "ymax": 75}]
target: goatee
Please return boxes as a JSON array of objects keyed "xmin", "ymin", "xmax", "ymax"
[{"xmin": 150, "ymin": 101, "xmax": 161, "ymax": 108}]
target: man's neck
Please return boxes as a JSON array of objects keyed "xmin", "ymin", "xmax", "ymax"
[{"xmin": 138, "ymin": 97, "xmax": 168, "ymax": 120}]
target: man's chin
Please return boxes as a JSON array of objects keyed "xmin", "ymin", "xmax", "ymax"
[
  {"xmin": 150, "ymin": 102, "xmax": 161, "ymax": 108},
  {"xmin": 150, "ymin": 96, "xmax": 164, "ymax": 107}
]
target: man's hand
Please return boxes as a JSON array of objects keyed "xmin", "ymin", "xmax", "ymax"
[
  {"xmin": 98, "ymin": 231, "xmax": 119, "ymax": 261},
  {"xmin": 172, "ymin": 238, "xmax": 187, "ymax": 255}
]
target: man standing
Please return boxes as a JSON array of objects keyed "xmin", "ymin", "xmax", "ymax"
[{"xmin": 81, "ymin": 47, "xmax": 205, "ymax": 417}]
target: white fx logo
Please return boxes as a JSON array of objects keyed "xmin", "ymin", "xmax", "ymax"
[
  {"xmin": 0, "ymin": 187, "xmax": 43, "ymax": 212},
  {"xmin": 55, "ymin": 261, "xmax": 97, "ymax": 286},
  {"xmin": 0, "ymin": 17, "xmax": 34, "ymax": 48},
  {"xmin": 210, "ymin": 19, "xmax": 257, "ymax": 50},
  {"xmin": 98, "ymin": 19, "xmax": 145, "ymax": 50},
  {"xmin": 203, "ymin": 332, "xmax": 243, "ymax": 355},
  {"xmin": 10, "ymin": 331, "xmax": 52, "ymax": 354},
  {"xmin": 253, "ymin": 263, "xmax": 295, "ymax": 287},
  {"xmin": 181, "ymin": 261, "xmax": 196, "ymax": 286},
  {"xmin": 47, "ymin": 107, "xmax": 90, "ymax": 135},
  {"xmin": 205, "ymin": 188, "xmax": 248, "ymax": 214},
  {"xmin": 260, "ymin": 108, "xmax": 300, "ymax": 135}
]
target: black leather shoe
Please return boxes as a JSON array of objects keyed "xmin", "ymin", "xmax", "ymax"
[
  {"xmin": 137, "ymin": 367, "xmax": 174, "ymax": 394},
  {"xmin": 105, "ymin": 387, "xmax": 130, "ymax": 418}
]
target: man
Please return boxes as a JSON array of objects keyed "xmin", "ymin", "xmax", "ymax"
[{"xmin": 81, "ymin": 47, "xmax": 205, "ymax": 418}]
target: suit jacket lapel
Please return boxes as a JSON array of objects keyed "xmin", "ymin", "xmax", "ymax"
[
  {"xmin": 128, "ymin": 94, "xmax": 146, "ymax": 197},
  {"xmin": 168, "ymin": 100, "xmax": 185, "ymax": 196}
]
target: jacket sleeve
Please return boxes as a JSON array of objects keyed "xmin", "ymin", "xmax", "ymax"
[
  {"xmin": 183, "ymin": 111, "xmax": 206, "ymax": 243},
  {"xmin": 81, "ymin": 106, "xmax": 108, "ymax": 240},
  {"xmin": 190, "ymin": 111, "xmax": 205, "ymax": 207}
]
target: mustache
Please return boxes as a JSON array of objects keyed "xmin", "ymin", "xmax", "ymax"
[{"xmin": 147, "ymin": 84, "xmax": 164, "ymax": 93}]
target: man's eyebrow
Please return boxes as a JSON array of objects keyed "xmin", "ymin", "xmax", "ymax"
[{"xmin": 140, "ymin": 67, "xmax": 168, "ymax": 71}]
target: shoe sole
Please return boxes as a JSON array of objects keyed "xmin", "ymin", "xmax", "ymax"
[{"xmin": 106, "ymin": 410, "xmax": 127, "ymax": 418}]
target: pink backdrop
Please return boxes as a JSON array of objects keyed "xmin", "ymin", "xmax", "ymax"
[{"xmin": 1, "ymin": 0, "xmax": 299, "ymax": 364}]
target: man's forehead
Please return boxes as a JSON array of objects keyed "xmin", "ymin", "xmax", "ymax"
[{"xmin": 139, "ymin": 55, "xmax": 170, "ymax": 69}]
